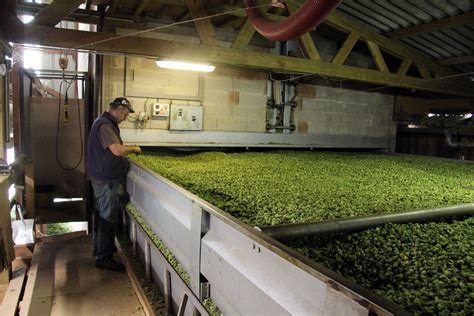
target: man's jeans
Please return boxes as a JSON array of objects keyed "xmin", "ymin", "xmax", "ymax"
[{"xmin": 92, "ymin": 182, "xmax": 120, "ymax": 261}]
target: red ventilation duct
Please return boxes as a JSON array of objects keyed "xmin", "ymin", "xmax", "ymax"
[{"xmin": 243, "ymin": 0, "xmax": 342, "ymax": 42}]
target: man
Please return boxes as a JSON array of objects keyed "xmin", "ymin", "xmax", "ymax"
[{"xmin": 86, "ymin": 97, "xmax": 141, "ymax": 271}]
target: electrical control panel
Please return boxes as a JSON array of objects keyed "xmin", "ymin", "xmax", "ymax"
[
  {"xmin": 169, "ymin": 105, "xmax": 203, "ymax": 131},
  {"xmin": 152, "ymin": 102, "xmax": 170, "ymax": 117}
]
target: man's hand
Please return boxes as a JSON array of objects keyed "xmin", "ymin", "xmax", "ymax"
[{"xmin": 109, "ymin": 144, "xmax": 142, "ymax": 157}]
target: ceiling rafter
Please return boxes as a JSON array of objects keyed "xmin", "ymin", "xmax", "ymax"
[
  {"xmin": 220, "ymin": 5, "xmax": 462, "ymax": 79},
  {"xmin": 438, "ymin": 55, "xmax": 474, "ymax": 66},
  {"xmin": 385, "ymin": 11, "xmax": 474, "ymax": 40},
  {"xmin": 134, "ymin": 0, "xmax": 150, "ymax": 16},
  {"xmin": 7, "ymin": 0, "xmax": 16, "ymax": 14},
  {"xmin": 286, "ymin": 4, "xmax": 320, "ymax": 61},
  {"xmin": 417, "ymin": 66, "xmax": 431, "ymax": 80},
  {"xmin": 331, "ymin": 32, "xmax": 359, "ymax": 65},
  {"xmin": 397, "ymin": 59, "xmax": 412, "ymax": 76},
  {"xmin": 175, "ymin": 7, "xmax": 190, "ymax": 21},
  {"xmin": 185, "ymin": 0, "xmax": 218, "ymax": 46},
  {"xmin": 323, "ymin": 12, "xmax": 459, "ymax": 78},
  {"xmin": 108, "ymin": 0, "xmax": 121, "ymax": 14},
  {"xmin": 32, "ymin": 0, "xmax": 84, "ymax": 27},
  {"xmin": 2, "ymin": 9, "xmax": 473, "ymax": 97},
  {"xmin": 366, "ymin": 40, "xmax": 388, "ymax": 73},
  {"xmin": 231, "ymin": 18, "xmax": 255, "ymax": 49}
]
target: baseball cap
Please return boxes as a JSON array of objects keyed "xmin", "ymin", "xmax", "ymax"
[{"xmin": 110, "ymin": 97, "xmax": 135, "ymax": 113}]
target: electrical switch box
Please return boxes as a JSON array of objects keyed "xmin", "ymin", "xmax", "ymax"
[
  {"xmin": 152, "ymin": 102, "xmax": 170, "ymax": 117},
  {"xmin": 169, "ymin": 105, "xmax": 203, "ymax": 131}
]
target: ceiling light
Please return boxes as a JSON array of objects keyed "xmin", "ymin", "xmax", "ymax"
[{"xmin": 155, "ymin": 60, "xmax": 215, "ymax": 72}]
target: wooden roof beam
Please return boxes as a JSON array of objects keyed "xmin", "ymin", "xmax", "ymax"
[
  {"xmin": 286, "ymin": 3, "xmax": 320, "ymax": 61},
  {"xmin": 231, "ymin": 18, "xmax": 255, "ymax": 49},
  {"xmin": 6, "ymin": 0, "xmax": 16, "ymax": 15},
  {"xmin": 219, "ymin": 5, "xmax": 461, "ymax": 78},
  {"xmin": 397, "ymin": 59, "xmax": 411, "ymax": 76},
  {"xmin": 366, "ymin": 40, "xmax": 388, "ymax": 73},
  {"xmin": 386, "ymin": 12, "xmax": 474, "ymax": 40},
  {"xmin": 331, "ymin": 32, "xmax": 359, "ymax": 65},
  {"xmin": 2, "ymin": 15, "xmax": 473, "ymax": 97},
  {"xmin": 32, "ymin": 0, "xmax": 85, "ymax": 27},
  {"xmin": 108, "ymin": 0, "xmax": 120, "ymax": 14},
  {"xmin": 324, "ymin": 12, "xmax": 459, "ymax": 78},
  {"xmin": 185, "ymin": 0, "xmax": 219, "ymax": 46},
  {"xmin": 438, "ymin": 55, "xmax": 474, "ymax": 66},
  {"xmin": 134, "ymin": 0, "xmax": 149, "ymax": 17}
]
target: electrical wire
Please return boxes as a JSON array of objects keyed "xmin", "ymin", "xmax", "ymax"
[
  {"xmin": 269, "ymin": 70, "xmax": 474, "ymax": 100},
  {"xmin": 70, "ymin": 2, "xmax": 278, "ymax": 51},
  {"xmin": 9, "ymin": 1, "xmax": 474, "ymax": 102},
  {"xmin": 55, "ymin": 79, "xmax": 84, "ymax": 171}
]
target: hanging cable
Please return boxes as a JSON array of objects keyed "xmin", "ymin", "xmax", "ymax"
[{"xmin": 55, "ymin": 79, "xmax": 84, "ymax": 171}]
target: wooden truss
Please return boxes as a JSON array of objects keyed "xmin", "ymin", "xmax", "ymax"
[{"xmin": 2, "ymin": 2, "xmax": 473, "ymax": 97}]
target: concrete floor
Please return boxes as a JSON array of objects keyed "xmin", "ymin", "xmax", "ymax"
[{"xmin": 24, "ymin": 235, "xmax": 144, "ymax": 316}]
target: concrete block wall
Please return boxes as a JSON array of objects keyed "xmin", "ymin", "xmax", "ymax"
[
  {"xmin": 102, "ymin": 56, "xmax": 268, "ymax": 133},
  {"xmin": 294, "ymin": 84, "xmax": 395, "ymax": 139},
  {"xmin": 202, "ymin": 71, "xmax": 267, "ymax": 132},
  {"xmin": 102, "ymin": 56, "xmax": 394, "ymax": 142}
]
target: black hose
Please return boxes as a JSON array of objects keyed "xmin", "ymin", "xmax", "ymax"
[{"xmin": 55, "ymin": 79, "xmax": 84, "ymax": 171}]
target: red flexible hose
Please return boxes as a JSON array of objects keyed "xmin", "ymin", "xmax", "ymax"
[{"xmin": 244, "ymin": 0, "xmax": 342, "ymax": 41}]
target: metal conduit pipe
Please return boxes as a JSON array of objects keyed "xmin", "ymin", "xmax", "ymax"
[
  {"xmin": 444, "ymin": 129, "xmax": 474, "ymax": 149},
  {"xmin": 244, "ymin": 0, "xmax": 341, "ymax": 41},
  {"xmin": 257, "ymin": 203, "xmax": 474, "ymax": 240}
]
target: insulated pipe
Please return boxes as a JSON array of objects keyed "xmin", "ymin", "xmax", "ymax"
[
  {"xmin": 244, "ymin": 0, "xmax": 342, "ymax": 41},
  {"xmin": 258, "ymin": 203, "xmax": 474, "ymax": 240},
  {"xmin": 444, "ymin": 129, "xmax": 474, "ymax": 149}
]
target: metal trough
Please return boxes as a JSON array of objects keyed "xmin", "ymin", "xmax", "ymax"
[{"xmin": 125, "ymin": 161, "xmax": 409, "ymax": 315}]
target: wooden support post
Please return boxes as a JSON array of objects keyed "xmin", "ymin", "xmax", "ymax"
[
  {"xmin": 134, "ymin": 0, "xmax": 150, "ymax": 16},
  {"xmin": 185, "ymin": 0, "xmax": 218, "ymax": 46},
  {"xmin": 287, "ymin": 3, "xmax": 321, "ymax": 61},
  {"xmin": 109, "ymin": 0, "xmax": 121, "ymax": 14},
  {"xmin": 397, "ymin": 59, "xmax": 412, "ymax": 76},
  {"xmin": 417, "ymin": 65, "xmax": 431, "ymax": 79},
  {"xmin": 231, "ymin": 18, "xmax": 255, "ymax": 50},
  {"xmin": 366, "ymin": 40, "xmax": 389, "ymax": 73},
  {"xmin": 332, "ymin": 32, "xmax": 359, "ymax": 65}
]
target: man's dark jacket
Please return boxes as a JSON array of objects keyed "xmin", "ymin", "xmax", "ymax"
[{"xmin": 86, "ymin": 112, "xmax": 126, "ymax": 183}]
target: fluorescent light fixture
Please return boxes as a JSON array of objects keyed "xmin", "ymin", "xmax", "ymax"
[
  {"xmin": 155, "ymin": 60, "xmax": 215, "ymax": 72},
  {"xmin": 54, "ymin": 197, "xmax": 84, "ymax": 203},
  {"xmin": 21, "ymin": 15, "xmax": 35, "ymax": 24}
]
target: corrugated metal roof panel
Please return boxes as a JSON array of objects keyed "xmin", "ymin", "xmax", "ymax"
[{"xmin": 335, "ymin": 1, "xmax": 473, "ymax": 71}]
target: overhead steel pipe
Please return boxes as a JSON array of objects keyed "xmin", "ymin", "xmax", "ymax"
[
  {"xmin": 444, "ymin": 129, "xmax": 474, "ymax": 149},
  {"xmin": 244, "ymin": 0, "xmax": 342, "ymax": 41},
  {"xmin": 258, "ymin": 203, "xmax": 474, "ymax": 240}
]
